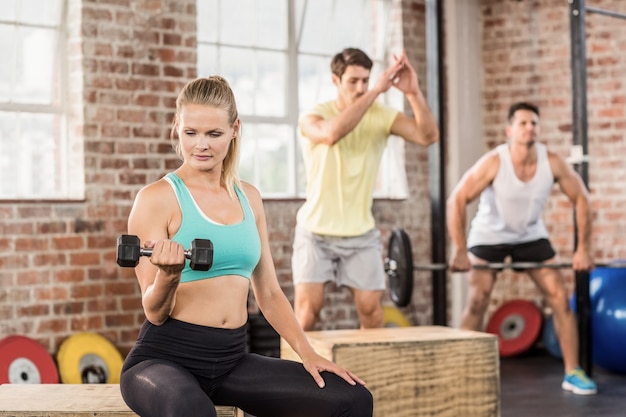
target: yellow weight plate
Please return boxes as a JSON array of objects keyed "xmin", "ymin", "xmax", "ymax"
[
  {"xmin": 56, "ymin": 332, "xmax": 123, "ymax": 384},
  {"xmin": 383, "ymin": 305, "xmax": 411, "ymax": 327}
]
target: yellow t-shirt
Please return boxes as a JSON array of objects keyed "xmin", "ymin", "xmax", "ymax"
[{"xmin": 297, "ymin": 100, "xmax": 399, "ymax": 236}]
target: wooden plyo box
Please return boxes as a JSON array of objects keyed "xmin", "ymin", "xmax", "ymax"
[
  {"xmin": 281, "ymin": 326, "xmax": 500, "ymax": 417},
  {"xmin": 0, "ymin": 384, "xmax": 243, "ymax": 417}
]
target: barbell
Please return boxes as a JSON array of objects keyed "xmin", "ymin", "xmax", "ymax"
[{"xmin": 384, "ymin": 228, "xmax": 625, "ymax": 308}]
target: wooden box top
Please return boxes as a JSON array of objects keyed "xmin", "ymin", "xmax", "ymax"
[
  {"xmin": 298, "ymin": 326, "xmax": 496, "ymax": 347},
  {"xmin": 0, "ymin": 384, "xmax": 135, "ymax": 415},
  {"xmin": 0, "ymin": 384, "xmax": 240, "ymax": 417}
]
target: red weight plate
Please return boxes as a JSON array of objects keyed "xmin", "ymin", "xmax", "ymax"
[
  {"xmin": 486, "ymin": 299, "xmax": 543, "ymax": 357},
  {"xmin": 0, "ymin": 335, "xmax": 59, "ymax": 384}
]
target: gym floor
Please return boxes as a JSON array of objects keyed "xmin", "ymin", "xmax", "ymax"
[{"xmin": 501, "ymin": 351, "xmax": 626, "ymax": 416}]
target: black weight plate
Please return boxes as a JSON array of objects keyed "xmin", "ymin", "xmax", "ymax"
[
  {"xmin": 247, "ymin": 314, "xmax": 280, "ymax": 357},
  {"xmin": 387, "ymin": 228, "xmax": 414, "ymax": 307}
]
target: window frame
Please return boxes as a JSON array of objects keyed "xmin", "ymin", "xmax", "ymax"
[
  {"xmin": 196, "ymin": 0, "xmax": 408, "ymax": 200},
  {"xmin": 0, "ymin": 0, "xmax": 79, "ymax": 201}
]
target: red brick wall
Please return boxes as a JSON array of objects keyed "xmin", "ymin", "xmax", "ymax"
[
  {"xmin": 0, "ymin": 0, "xmax": 433, "ymax": 356},
  {"xmin": 479, "ymin": 0, "xmax": 626, "ymax": 316}
]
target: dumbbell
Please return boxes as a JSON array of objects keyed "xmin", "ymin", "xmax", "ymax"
[{"xmin": 116, "ymin": 234, "xmax": 213, "ymax": 271}]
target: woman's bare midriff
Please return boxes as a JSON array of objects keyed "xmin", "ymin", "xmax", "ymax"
[{"xmin": 169, "ymin": 275, "xmax": 250, "ymax": 328}]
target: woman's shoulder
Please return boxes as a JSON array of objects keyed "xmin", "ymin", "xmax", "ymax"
[
  {"xmin": 238, "ymin": 181, "xmax": 261, "ymax": 202},
  {"xmin": 128, "ymin": 177, "xmax": 179, "ymax": 234},
  {"xmin": 134, "ymin": 177, "xmax": 177, "ymax": 209},
  {"xmin": 238, "ymin": 181, "xmax": 264, "ymax": 217}
]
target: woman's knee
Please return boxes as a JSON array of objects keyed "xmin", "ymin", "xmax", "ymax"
[
  {"xmin": 121, "ymin": 360, "xmax": 216, "ymax": 417},
  {"xmin": 323, "ymin": 373, "xmax": 373, "ymax": 417},
  {"xmin": 343, "ymin": 384, "xmax": 373, "ymax": 417},
  {"xmin": 122, "ymin": 379, "xmax": 216, "ymax": 417}
]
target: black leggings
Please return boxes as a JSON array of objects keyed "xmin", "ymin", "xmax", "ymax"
[{"xmin": 120, "ymin": 319, "xmax": 372, "ymax": 417}]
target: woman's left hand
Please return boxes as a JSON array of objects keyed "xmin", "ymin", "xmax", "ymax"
[{"xmin": 301, "ymin": 353, "xmax": 366, "ymax": 388}]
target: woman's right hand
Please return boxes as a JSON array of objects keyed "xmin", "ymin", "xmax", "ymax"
[{"xmin": 143, "ymin": 239, "xmax": 186, "ymax": 278}]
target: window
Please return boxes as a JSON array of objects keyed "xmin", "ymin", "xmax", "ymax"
[
  {"xmin": 0, "ymin": 0, "xmax": 79, "ymax": 200},
  {"xmin": 197, "ymin": 0, "xmax": 407, "ymax": 199}
]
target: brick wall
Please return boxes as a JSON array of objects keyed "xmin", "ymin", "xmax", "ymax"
[
  {"xmin": 0, "ymin": 0, "xmax": 198, "ymax": 355},
  {"xmin": 0, "ymin": 0, "xmax": 433, "ymax": 356},
  {"xmin": 479, "ymin": 0, "xmax": 626, "ymax": 315}
]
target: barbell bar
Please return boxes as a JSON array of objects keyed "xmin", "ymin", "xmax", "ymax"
[
  {"xmin": 385, "ymin": 228, "xmax": 626, "ymax": 308},
  {"xmin": 385, "ymin": 259, "xmax": 624, "ymax": 272}
]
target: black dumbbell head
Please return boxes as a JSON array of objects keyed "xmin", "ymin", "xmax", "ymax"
[
  {"xmin": 189, "ymin": 239, "xmax": 213, "ymax": 271},
  {"xmin": 117, "ymin": 234, "xmax": 141, "ymax": 267}
]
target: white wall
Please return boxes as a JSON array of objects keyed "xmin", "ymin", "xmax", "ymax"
[{"xmin": 444, "ymin": 0, "xmax": 486, "ymax": 327}]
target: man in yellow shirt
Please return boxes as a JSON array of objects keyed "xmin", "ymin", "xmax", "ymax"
[{"xmin": 293, "ymin": 48, "xmax": 439, "ymax": 330}]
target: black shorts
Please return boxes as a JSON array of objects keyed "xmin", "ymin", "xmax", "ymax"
[{"xmin": 469, "ymin": 239, "xmax": 556, "ymax": 268}]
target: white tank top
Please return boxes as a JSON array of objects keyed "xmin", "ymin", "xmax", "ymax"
[{"xmin": 467, "ymin": 142, "xmax": 554, "ymax": 246}]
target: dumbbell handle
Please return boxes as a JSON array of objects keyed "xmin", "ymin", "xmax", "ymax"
[{"xmin": 137, "ymin": 247, "xmax": 193, "ymax": 259}]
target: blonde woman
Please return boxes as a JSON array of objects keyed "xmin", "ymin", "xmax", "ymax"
[{"xmin": 120, "ymin": 76, "xmax": 372, "ymax": 417}]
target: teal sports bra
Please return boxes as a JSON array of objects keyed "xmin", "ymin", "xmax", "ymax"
[{"xmin": 164, "ymin": 173, "xmax": 261, "ymax": 282}]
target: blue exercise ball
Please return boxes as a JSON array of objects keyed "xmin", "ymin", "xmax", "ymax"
[{"xmin": 572, "ymin": 266, "xmax": 626, "ymax": 374}]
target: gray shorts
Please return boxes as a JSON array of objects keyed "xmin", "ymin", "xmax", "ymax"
[{"xmin": 291, "ymin": 226, "xmax": 386, "ymax": 291}]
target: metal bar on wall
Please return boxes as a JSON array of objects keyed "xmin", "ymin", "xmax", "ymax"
[
  {"xmin": 586, "ymin": 6, "xmax": 626, "ymax": 20},
  {"xmin": 569, "ymin": 0, "xmax": 592, "ymax": 376},
  {"xmin": 426, "ymin": 0, "xmax": 447, "ymax": 326}
]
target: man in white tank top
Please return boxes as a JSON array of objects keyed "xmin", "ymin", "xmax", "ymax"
[{"xmin": 447, "ymin": 102, "xmax": 597, "ymax": 395}]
